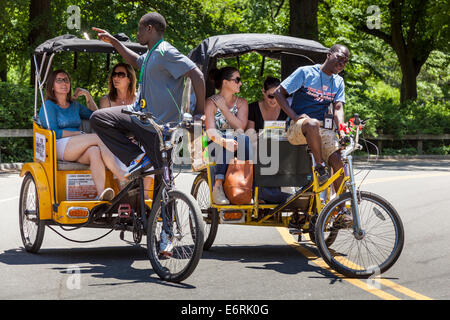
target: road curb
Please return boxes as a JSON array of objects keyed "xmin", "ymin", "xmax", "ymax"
[
  {"xmin": 0, "ymin": 162, "xmax": 24, "ymax": 172},
  {"xmin": 1, "ymin": 155, "xmax": 449, "ymax": 173}
]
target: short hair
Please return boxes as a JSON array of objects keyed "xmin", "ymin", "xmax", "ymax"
[
  {"xmin": 141, "ymin": 12, "xmax": 166, "ymax": 33},
  {"xmin": 329, "ymin": 44, "xmax": 349, "ymax": 55}
]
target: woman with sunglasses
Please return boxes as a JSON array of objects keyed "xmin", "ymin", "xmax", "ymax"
[
  {"xmin": 246, "ymin": 77, "xmax": 290, "ymax": 204},
  {"xmin": 246, "ymin": 76, "xmax": 287, "ymax": 132},
  {"xmin": 39, "ymin": 69, "xmax": 125, "ymax": 200},
  {"xmin": 204, "ymin": 66, "xmax": 251, "ymax": 204},
  {"xmin": 99, "ymin": 62, "xmax": 136, "ymax": 108},
  {"xmin": 99, "ymin": 63, "xmax": 153, "ymax": 196}
]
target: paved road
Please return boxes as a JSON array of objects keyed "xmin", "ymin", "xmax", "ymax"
[{"xmin": 0, "ymin": 159, "xmax": 449, "ymax": 301}]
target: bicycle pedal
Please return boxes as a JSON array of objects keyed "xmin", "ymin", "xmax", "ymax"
[
  {"xmin": 289, "ymin": 228, "xmax": 302, "ymax": 235},
  {"xmin": 118, "ymin": 203, "xmax": 131, "ymax": 219}
]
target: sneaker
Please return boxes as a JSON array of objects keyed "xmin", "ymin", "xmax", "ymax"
[
  {"xmin": 315, "ymin": 163, "xmax": 330, "ymax": 185},
  {"xmin": 212, "ymin": 185, "xmax": 230, "ymax": 204},
  {"xmin": 125, "ymin": 153, "xmax": 151, "ymax": 178},
  {"xmin": 334, "ymin": 208, "xmax": 353, "ymax": 229},
  {"xmin": 159, "ymin": 230, "xmax": 174, "ymax": 257},
  {"xmin": 98, "ymin": 188, "xmax": 115, "ymax": 201}
]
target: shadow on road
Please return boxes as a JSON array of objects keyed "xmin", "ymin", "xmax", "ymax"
[
  {"xmin": 201, "ymin": 244, "xmax": 342, "ymax": 284},
  {"xmin": 0, "ymin": 246, "xmax": 195, "ymax": 289}
]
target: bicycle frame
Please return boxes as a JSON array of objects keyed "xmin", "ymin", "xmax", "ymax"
[{"xmin": 203, "ymin": 149, "xmax": 350, "ymax": 228}]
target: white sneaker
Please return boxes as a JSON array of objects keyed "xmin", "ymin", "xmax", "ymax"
[
  {"xmin": 212, "ymin": 185, "xmax": 230, "ymax": 204},
  {"xmin": 98, "ymin": 188, "xmax": 115, "ymax": 201},
  {"xmin": 159, "ymin": 230, "xmax": 173, "ymax": 257}
]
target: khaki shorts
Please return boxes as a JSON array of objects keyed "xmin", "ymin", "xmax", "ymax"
[{"xmin": 286, "ymin": 119, "xmax": 340, "ymax": 163}]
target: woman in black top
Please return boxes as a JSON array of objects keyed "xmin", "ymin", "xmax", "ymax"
[
  {"xmin": 247, "ymin": 77, "xmax": 287, "ymax": 132},
  {"xmin": 247, "ymin": 77, "xmax": 290, "ymax": 203}
]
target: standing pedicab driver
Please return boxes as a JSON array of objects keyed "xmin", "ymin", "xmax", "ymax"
[
  {"xmin": 91, "ymin": 13, "xmax": 205, "ymax": 255},
  {"xmin": 274, "ymin": 44, "xmax": 349, "ymax": 193},
  {"xmin": 90, "ymin": 12, "xmax": 205, "ymax": 178}
]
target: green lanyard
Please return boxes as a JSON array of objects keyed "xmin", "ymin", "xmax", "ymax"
[{"xmin": 138, "ymin": 38, "xmax": 164, "ymax": 85}]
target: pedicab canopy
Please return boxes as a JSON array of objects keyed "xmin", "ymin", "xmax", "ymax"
[
  {"xmin": 34, "ymin": 34, "xmax": 147, "ymax": 55},
  {"xmin": 188, "ymin": 33, "xmax": 329, "ymax": 77}
]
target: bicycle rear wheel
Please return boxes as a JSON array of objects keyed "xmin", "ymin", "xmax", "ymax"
[
  {"xmin": 147, "ymin": 189, "xmax": 204, "ymax": 282},
  {"xmin": 315, "ymin": 191, "xmax": 404, "ymax": 278},
  {"xmin": 19, "ymin": 173, "xmax": 45, "ymax": 253}
]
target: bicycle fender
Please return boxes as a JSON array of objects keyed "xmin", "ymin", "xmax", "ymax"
[{"xmin": 20, "ymin": 162, "xmax": 53, "ymax": 220}]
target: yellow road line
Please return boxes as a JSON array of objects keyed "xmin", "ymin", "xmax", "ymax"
[
  {"xmin": 377, "ymin": 279, "xmax": 433, "ymax": 300},
  {"xmin": 276, "ymin": 227, "xmax": 433, "ymax": 300}
]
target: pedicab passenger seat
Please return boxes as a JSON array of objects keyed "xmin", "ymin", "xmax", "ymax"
[
  {"xmin": 56, "ymin": 119, "xmax": 92, "ymax": 171},
  {"xmin": 255, "ymin": 137, "xmax": 312, "ymax": 188}
]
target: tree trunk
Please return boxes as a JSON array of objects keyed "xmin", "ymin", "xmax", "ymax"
[
  {"xmin": 0, "ymin": 52, "xmax": 6, "ymax": 81},
  {"xmin": 289, "ymin": 0, "xmax": 319, "ymax": 40},
  {"xmin": 29, "ymin": 0, "xmax": 51, "ymax": 85},
  {"xmin": 399, "ymin": 58, "xmax": 419, "ymax": 103},
  {"xmin": 282, "ymin": 0, "xmax": 319, "ymax": 79}
]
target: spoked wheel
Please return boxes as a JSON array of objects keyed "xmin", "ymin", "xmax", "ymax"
[
  {"xmin": 19, "ymin": 173, "xmax": 45, "ymax": 253},
  {"xmin": 308, "ymin": 213, "xmax": 338, "ymax": 246},
  {"xmin": 315, "ymin": 191, "xmax": 404, "ymax": 278},
  {"xmin": 191, "ymin": 172, "xmax": 218, "ymax": 250},
  {"xmin": 147, "ymin": 190, "xmax": 204, "ymax": 282}
]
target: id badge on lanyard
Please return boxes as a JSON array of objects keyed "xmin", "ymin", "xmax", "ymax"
[
  {"xmin": 136, "ymin": 38, "xmax": 164, "ymax": 110},
  {"xmin": 323, "ymin": 104, "xmax": 334, "ymax": 130},
  {"xmin": 321, "ymin": 73, "xmax": 334, "ymax": 130}
]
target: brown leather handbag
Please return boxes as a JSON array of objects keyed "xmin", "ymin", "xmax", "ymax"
[{"xmin": 223, "ymin": 159, "xmax": 253, "ymax": 204}]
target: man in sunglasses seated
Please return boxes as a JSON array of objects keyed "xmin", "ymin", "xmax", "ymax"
[{"xmin": 273, "ymin": 44, "xmax": 350, "ymax": 191}]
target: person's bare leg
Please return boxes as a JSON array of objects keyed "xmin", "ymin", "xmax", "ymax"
[
  {"xmin": 302, "ymin": 119, "xmax": 324, "ymax": 165},
  {"xmin": 77, "ymin": 146, "xmax": 106, "ymax": 196},
  {"xmin": 96, "ymin": 137, "xmax": 127, "ymax": 182},
  {"xmin": 64, "ymin": 133, "xmax": 126, "ymax": 183},
  {"xmin": 62, "ymin": 134, "xmax": 100, "ymax": 162},
  {"xmin": 328, "ymin": 151, "xmax": 344, "ymax": 193}
]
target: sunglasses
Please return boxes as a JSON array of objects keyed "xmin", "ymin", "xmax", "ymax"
[
  {"xmin": 229, "ymin": 77, "xmax": 241, "ymax": 84},
  {"xmin": 55, "ymin": 78, "xmax": 70, "ymax": 84},
  {"xmin": 112, "ymin": 71, "xmax": 128, "ymax": 78},
  {"xmin": 267, "ymin": 94, "xmax": 275, "ymax": 99},
  {"xmin": 334, "ymin": 53, "xmax": 349, "ymax": 64}
]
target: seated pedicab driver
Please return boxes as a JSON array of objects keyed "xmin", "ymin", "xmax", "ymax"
[
  {"xmin": 90, "ymin": 12, "xmax": 205, "ymax": 255},
  {"xmin": 273, "ymin": 44, "xmax": 349, "ymax": 192}
]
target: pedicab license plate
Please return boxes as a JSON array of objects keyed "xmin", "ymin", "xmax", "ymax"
[{"xmin": 66, "ymin": 174, "xmax": 97, "ymax": 200}]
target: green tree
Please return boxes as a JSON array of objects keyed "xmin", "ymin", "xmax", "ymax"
[{"xmin": 322, "ymin": 0, "xmax": 450, "ymax": 103}]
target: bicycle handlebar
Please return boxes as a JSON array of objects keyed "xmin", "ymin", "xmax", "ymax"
[
  {"xmin": 341, "ymin": 113, "xmax": 368, "ymax": 158},
  {"xmin": 121, "ymin": 108, "xmax": 193, "ymax": 151}
]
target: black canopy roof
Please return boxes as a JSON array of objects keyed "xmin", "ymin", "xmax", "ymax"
[
  {"xmin": 34, "ymin": 34, "xmax": 147, "ymax": 55},
  {"xmin": 188, "ymin": 33, "xmax": 329, "ymax": 75}
]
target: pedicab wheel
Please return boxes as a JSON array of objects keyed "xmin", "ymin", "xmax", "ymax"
[
  {"xmin": 19, "ymin": 173, "xmax": 45, "ymax": 253},
  {"xmin": 191, "ymin": 172, "xmax": 218, "ymax": 250},
  {"xmin": 315, "ymin": 191, "xmax": 404, "ymax": 278},
  {"xmin": 147, "ymin": 190, "xmax": 204, "ymax": 282}
]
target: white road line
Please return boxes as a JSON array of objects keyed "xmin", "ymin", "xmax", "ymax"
[{"xmin": 0, "ymin": 196, "xmax": 19, "ymax": 203}]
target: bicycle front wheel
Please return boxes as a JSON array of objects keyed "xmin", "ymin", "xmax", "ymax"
[
  {"xmin": 315, "ymin": 191, "xmax": 404, "ymax": 278},
  {"xmin": 147, "ymin": 189, "xmax": 204, "ymax": 282}
]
